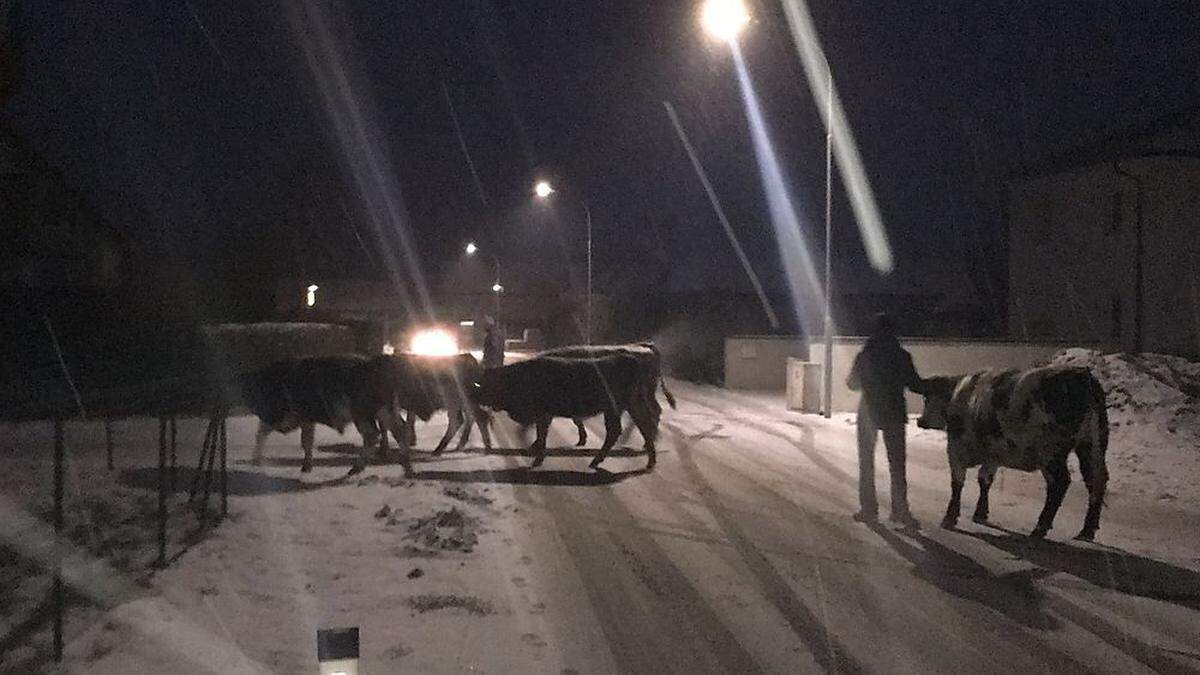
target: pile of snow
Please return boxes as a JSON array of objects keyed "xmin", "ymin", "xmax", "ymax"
[{"xmin": 1048, "ymin": 349, "xmax": 1200, "ymax": 503}]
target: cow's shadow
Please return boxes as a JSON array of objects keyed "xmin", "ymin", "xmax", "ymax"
[
  {"xmin": 969, "ymin": 529, "xmax": 1200, "ymax": 611},
  {"xmin": 318, "ymin": 442, "xmax": 648, "ymax": 460},
  {"xmin": 116, "ymin": 466, "xmax": 345, "ymax": 496},
  {"xmin": 415, "ymin": 465, "xmax": 651, "ymax": 487},
  {"xmin": 868, "ymin": 523, "xmax": 1061, "ymax": 629}
]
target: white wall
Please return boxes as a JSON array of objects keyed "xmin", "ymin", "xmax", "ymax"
[
  {"xmin": 724, "ymin": 336, "xmax": 810, "ymax": 390},
  {"xmin": 804, "ymin": 337, "xmax": 1100, "ymax": 413}
]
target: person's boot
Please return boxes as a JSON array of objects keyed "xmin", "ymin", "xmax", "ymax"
[
  {"xmin": 890, "ymin": 509, "xmax": 919, "ymax": 529},
  {"xmin": 852, "ymin": 510, "xmax": 878, "ymax": 523}
]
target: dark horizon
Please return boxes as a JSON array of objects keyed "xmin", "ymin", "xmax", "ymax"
[{"xmin": 3, "ymin": 1, "xmax": 1199, "ymax": 324}]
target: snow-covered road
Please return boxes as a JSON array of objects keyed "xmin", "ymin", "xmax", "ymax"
[{"xmin": 18, "ymin": 381, "xmax": 1200, "ymax": 673}]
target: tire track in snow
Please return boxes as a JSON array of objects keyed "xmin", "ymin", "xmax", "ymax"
[
  {"xmin": 660, "ymin": 425, "xmax": 866, "ymax": 674},
  {"xmin": 502, "ymin": 452, "xmax": 763, "ymax": 674}
]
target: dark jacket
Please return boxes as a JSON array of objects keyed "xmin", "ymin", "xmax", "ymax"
[
  {"xmin": 481, "ymin": 327, "xmax": 504, "ymax": 369},
  {"xmin": 846, "ymin": 337, "xmax": 923, "ymax": 425}
]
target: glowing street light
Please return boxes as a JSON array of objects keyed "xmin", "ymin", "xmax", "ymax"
[
  {"xmin": 464, "ymin": 241, "xmax": 478, "ymax": 255},
  {"xmin": 701, "ymin": 0, "xmax": 749, "ymax": 43},
  {"xmin": 306, "ymin": 284, "xmax": 319, "ymax": 308},
  {"xmin": 491, "ymin": 283, "xmax": 503, "ymax": 293},
  {"xmin": 534, "ymin": 181, "xmax": 593, "ymax": 345}
]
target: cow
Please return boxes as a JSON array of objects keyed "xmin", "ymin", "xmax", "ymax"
[
  {"xmin": 239, "ymin": 355, "xmax": 407, "ymax": 476},
  {"xmin": 916, "ymin": 366, "xmax": 1109, "ymax": 540},
  {"xmin": 374, "ymin": 352, "xmax": 493, "ymax": 456},
  {"xmin": 535, "ymin": 342, "xmax": 676, "ymax": 446},
  {"xmin": 473, "ymin": 354, "xmax": 659, "ymax": 470}
]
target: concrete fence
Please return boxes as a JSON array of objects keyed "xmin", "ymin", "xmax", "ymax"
[
  {"xmin": 723, "ymin": 336, "xmax": 810, "ymax": 390},
  {"xmin": 724, "ymin": 334, "xmax": 1106, "ymax": 414}
]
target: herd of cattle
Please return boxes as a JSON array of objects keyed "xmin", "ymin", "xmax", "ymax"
[
  {"xmin": 234, "ymin": 342, "xmax": 673, "ymax": 477},
  {"xmin": 233, "ymin": 342, "xmax": 1110, "ymax": 541}
]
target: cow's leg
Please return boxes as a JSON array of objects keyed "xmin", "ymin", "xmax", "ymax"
[
  {"xmin": 472, "ymin": 407, "xmax": 493, "ymax": 452},
  {"xmin": 589, "ymin": 410, "xmax": 624, "ymax": 469},
  {"xmin": 300, "ymin": 422, "xmax": 315, "ymax": 473},
  {"xmin": 252, "ymin": 421, "xmax": 272, "ymax": 465},
  {"xmin": 1032, "ymin": 457, "xmax": 1070, "ymax": 539},
  {"xmin": 530, "ymin": 418, "xmax": 551, "ymax": 467},
  {"xmin": 973, "ymin": 463, "xmax": 998, "ymax": 524},
  {"xmin": 574, "ymin": 418, "xmax": 588, "ymax": 446},
  {"xmin": 377, "ymin": 408, "xmax": 413, "ymax": 477},
  {"xmin": 432, "ymin": 408, "xmax": 463, "ymax": 455},
  {"xmin": 942, "ymin": 459, "xmax": 967, "ymax": 529},
  {"xmin": 403, "ymin": 410, "xmax": 417, "ymax": 447},
  {"xmin": 629, "ymin": 400, "xmax": 659, "ymax": 470},
  {"xmin": 1075, "ymin": 443, "xmax": 1107, "ymax": 541},
  {"xmin": 453, "ymin": 406, "xmax": 473, "ymax": 452}
]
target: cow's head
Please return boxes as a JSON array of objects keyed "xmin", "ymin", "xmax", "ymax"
[{"xmin": 915, "ymin": 376, "xmax": 961, "ymax": 430}]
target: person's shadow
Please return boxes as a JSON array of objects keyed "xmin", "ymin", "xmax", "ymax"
[
  {"xmin": 868, "ymin": 522, "xmax": 1061, "ymax": 629},
  {"xmin": 968, "ymin": 528, "xmax": 1200, "ymax": 612}
]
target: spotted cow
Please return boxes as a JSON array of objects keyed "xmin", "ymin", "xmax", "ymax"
[{"xmin": 917, "ymin": 366, "xmax": 1109, "ymax": 540}]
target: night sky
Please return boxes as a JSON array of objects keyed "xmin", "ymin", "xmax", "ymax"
[{"xmin": 4, "ymin": 1, "xmax": 1198, "ymax": 321}]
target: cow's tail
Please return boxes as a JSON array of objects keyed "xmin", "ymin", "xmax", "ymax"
[
  {"xmin": 641, "ymin": 341, "xmax": 678, "ymax": 410},
  {"xmin": 659, "ymin": 377, "xmax": 677, "ymax": 409}
]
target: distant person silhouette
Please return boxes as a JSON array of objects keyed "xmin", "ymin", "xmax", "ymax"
[
  {"xmin": 481, "ymin": 316, "xmax": 504, "ymax": 369},
  {"xmin": 846, "ymin": 313, "xmax": 924, "ymax": 527}
]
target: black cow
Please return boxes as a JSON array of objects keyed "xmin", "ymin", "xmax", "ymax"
[
  {"xmin": 917, "ymin": 366, "xmax": 1109, "ymax": 540},
  {"xmin": 240, "ymin": 355, "xmax": 405, "ymax": 475},
  {"xmin": 473, "ymin": 354, "xmax": 659, "ymax": 470},
  {"xmin": 374, "ymin": 353, "xmax": 493, "ymax": 456},
  {"xmin": 536, "ymin": 342, "xmax": 676, "ymax": 445}
]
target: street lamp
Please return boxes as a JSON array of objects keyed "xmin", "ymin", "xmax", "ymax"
[
  {"xmin": 701, "ymin": 0, "xmax": 749, "ymax": 43},
  {"xmin": 534, "ymin": 181, "xmax": 593, "ymax": 345},
  {"xmin": 465, "ymin": 242, "xmax": 502, "ymax": 323}
]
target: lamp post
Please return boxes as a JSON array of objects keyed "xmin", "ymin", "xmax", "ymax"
[
  {"xmin": 465, "ymin": 242, "xmax": 502, "ymax": 325},
  {"xmin": 534, "ymin": 180, "xmax": 593, "ymax": 345},
  {"xmin": 819, "ymin": 51, "xmax": 833, "ymax": 419}
]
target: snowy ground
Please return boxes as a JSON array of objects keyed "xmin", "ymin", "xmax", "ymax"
[{"xmin": 1, "ymin": 376, "xmax": 1199, "ymax": 673}]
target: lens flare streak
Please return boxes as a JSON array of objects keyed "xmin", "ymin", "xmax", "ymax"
[
  {"xmin": 779, "ymin": 0, "xmax": 893, "ymax": 274},
  {"xmin": 731, "ymin": 42, "xmax": 825, "ymax": 332}
]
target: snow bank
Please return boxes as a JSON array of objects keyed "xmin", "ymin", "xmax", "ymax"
[{"xmin": 1047, "ymin": 349, "xmax": 1200, "ymax": 504}]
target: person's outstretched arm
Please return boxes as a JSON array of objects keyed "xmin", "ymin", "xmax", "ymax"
[
  {"xmin": 846, "ymin": 354, "xmax": 863, "ymax": 391},
  {"xmin": 901, "ymin": 352, "xmax": 924, "ymax": 395}
]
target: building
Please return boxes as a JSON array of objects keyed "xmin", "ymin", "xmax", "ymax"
[{"xmin": 1006, "ymin": 108, "xmax": 1200, "ymax": 356}]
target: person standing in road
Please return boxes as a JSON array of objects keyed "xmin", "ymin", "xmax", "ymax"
[
  {"xmin": 481, "ymin": 316, "xmax": 504, "ymax": 369},
  {"xmin": 846, "ymin": 313, "xmax": 924, "ymax": 527}
]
